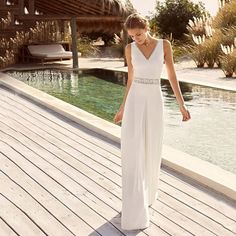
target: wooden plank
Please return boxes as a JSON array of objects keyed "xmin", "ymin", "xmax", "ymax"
[
  {"xmin": 149, "ymin": 209, "xmax": 193, "ymax": 236},
  {"xmin": 0, "ymin": 94, "xmax": 121, "ymax": 172},
  {"xmin": 160, "ymin": 169, "xmax": 236, "ymax": 220},
  {"xmin": 0, "ymin": 87, "xmax": 121, "ymax": 156},
  {"xmin": 0, "ymin": 138, "xmax": 173, "ymax": 236},
  {"xmin": 0, "ymin": 110, "xmax": 122, "ymax": 196},
  {"xmin": 158, "ymin": 191, "xmax": 225, "ymax": 235},
  {"xmin": 0, "ymin": 96, "xmax": 168, "ymax": 236},
  {"xmin": 1, "ymin": 87, "xmax": 236, "ymax": 235},
  {"xmin": 0, "ymin": 194, "xmax": 46, "ymax": 236},
  {"xmin": 0, "ymin": 122, "xmax": 163, "ymax": 235},
  {"xmin": 0, "ymin": 217, "xmax": 19, "ymax": 236},
  {"xmin": 0, "ymin": 118, "xmax": 195, "ymax": 235},
  {"xmin": 0, "ymin": 116, "xmax": 122, "ymax": 206},
  {"xmin": 0, "ymin": 101, "xmax": 122, "ymax": 189},
  {"xmin": 0, "ymin": 144, "xmax": 123, "ymax": 236},
  {"xmin": 0, "ymin": 171, "xmax": 75, "ymax": 235},
  {"xmin": 0, "ymin": 104, "xmax": 177, "ymax": 234},
  {"xmin": 0, "ymin": 91, "xmax": 230, "ymax": 236},
  {"xmin": 151, "ymin": 197, "xmax": 216, "ymax": 236},
  {"xmin": 159, "ymin": 181, "xmax": 236, "ymax": 235}
]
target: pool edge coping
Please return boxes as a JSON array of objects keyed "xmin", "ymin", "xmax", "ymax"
[{"xmin": 1, "ymin": 71, "xmax": 236, "ymax": 202}]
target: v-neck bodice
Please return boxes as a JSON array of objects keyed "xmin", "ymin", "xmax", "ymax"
[
  {"xmin": 131, "ymin": 39, "xmax": 164, "ymax": 81},
  {"xmin": 134, "ymin": 40, "xmax": 159, "ymax": 61}
]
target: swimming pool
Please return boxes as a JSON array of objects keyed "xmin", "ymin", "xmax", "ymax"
[{"xmin": 7, "ymin": 69, "xmax": 236, "ymax": 175}]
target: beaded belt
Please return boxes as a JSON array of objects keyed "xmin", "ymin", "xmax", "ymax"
[{"xmin": 133, "ymin": 77, "xmax": 160, "ymax": 84}]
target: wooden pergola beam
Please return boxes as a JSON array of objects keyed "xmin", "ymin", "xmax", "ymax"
[
  {"xmin": 37, "ymin": 0, "xmax": 98, "ymax": 16},
  {"xmin": 36, "ymin": 0, "xmax": 80, "ymax": 16},
  {"xmin": 0, "ymin": 6, "xmax": 20, "ymax": 13},
  {"xmin": 34, "ymin": 0, "xmax": 123, "ymax": 16},
  {"xmin": 16, "ymin": 15, "xmax": 124, "ymax": 21}
]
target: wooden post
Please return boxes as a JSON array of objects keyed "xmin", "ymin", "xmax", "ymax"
[
  {"xmin": 18, "ymin": 0, "xmax": 24, "ymax": 15},
  {"xmin": 70, "ymin": 17, "xmax": 78, "ymax": 69},
  {"xmin": 29, "ymin": 0, "xmax": 35, "ymax": 15},
  {"xmin": 0, "ymin": 0, "xmax": 5, "ymax": 6},
  {"xmin": 60, "ymin": 20, "xmax": 65, "ymax": 42},
  {"xmin": 122, "ymin": 28, "xmax": 128, "ymax": 66}
]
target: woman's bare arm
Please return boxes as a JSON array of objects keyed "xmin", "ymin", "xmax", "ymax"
[
  {"xmin": 163, "ymin": 39, "xmax": 191, "ymax": 121},
  {"xmin": 119, "ymin": 43, "xmax": 134, "ymax": 109},
  {"xmin": 163, "ymin": 39, "xmax": 185, "ymax": 107}
]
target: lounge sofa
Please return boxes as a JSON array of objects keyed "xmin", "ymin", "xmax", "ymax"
[{"xmin": 26, "ymin": 44, "xmax": 81, "ymax": 64}]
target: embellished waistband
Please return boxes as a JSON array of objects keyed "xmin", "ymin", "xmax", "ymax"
[{"xmin": 133, "ymin": 77, "xmax": 160, "ymax": 85}]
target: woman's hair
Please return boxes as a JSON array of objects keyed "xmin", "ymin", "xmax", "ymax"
[{"xmin": 124, "ymin": 13, "xmax": 149, "ymax": 30}]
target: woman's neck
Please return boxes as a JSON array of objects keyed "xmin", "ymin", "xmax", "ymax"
[{"xmin": 143, "ymin": 33, "xmax": 154, "ymax": 46}]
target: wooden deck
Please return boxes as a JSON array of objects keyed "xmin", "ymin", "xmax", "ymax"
[{"xmin": 0, "ymin": 85, "xmax": 236, "ymax": 236}]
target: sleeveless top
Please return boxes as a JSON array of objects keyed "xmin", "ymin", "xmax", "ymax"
[{"xmin": 131, "ymin": 39, "xmax": 164, "ymax": 84}]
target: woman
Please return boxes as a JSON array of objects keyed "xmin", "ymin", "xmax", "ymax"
[{"xmin": 113, "ymin": 13, "xmax": 191, "ymax": 230}]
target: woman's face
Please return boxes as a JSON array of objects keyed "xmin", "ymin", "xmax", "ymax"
[{"xmin": 127, "ymin": 27, "xmax": 148, "ymax": 45}]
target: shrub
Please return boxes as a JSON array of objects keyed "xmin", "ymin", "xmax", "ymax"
[
  {"xmin": 185, "ymin": 0, "xmax": 236, "ymax": 76},
  {"xmin": 201, "ymin": 40, "xmax": 217, "ymax": 67},
  {"xmin": 183, "ymin": 35, "xmax": 206, "ymax": 67},
  {"xmin": 221, "ymin": 26, "xmax": 236, "ymax": 45},
  {"xmin": 150, "ymin": 0, "xmax": 207, "ymax": 40},
  {"xmin": 213, "ymin": 0, "xmax": 236, "ymax": 29},
  {"xmin": 201, "ymin": 30, "xmax": 224, "ymax": 67},
  {"xmin": 77, "ymin": 36, "xmax": 100, "ymax": 57},
  {"xmin": 219, "ymin": 45, "xmax": 236, "ymax": 77}
]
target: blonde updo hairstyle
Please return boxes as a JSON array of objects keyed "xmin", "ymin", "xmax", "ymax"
[{"xmin": 124, "ymin": 13, "xmax": 149, "ymax": 31}]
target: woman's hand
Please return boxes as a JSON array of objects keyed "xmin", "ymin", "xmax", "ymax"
[
  {"xmin": 113, "ymin": 106, "xmax": 124, "ymax": 124},
  {"xmin": 180, "ymin": 104, "xmax": 191, "ymax": 122}
]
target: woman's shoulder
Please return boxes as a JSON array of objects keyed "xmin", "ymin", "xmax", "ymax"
[
  {"xmin": 152, "ymin": 38, "xmax": 169, "ymax": 47},
  {"xmin": 155, "ymin": 38, "xmax": 170, "ymax": 44},
  {"xmin": 125, "ymin": 43, "xmax": 133, "ymax": 59},
  {"xmin": 125, "ymin": 42, "xmax": 135, "ymax": 54},
  {"xmin": 125, "ymin": 42, "xmax": 134, "ymax": 49},
  {"xmin": 162, "ymin": 39, "xmax": 171, "ymax": 47}
]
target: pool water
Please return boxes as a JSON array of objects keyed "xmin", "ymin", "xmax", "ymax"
[{"xmin": 7, "ymin": 69, "xmax": 236, "ymax": 175}]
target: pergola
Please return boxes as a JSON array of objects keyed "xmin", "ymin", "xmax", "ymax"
[{"xmin": 0, "ymin": 0, "xmax": 133, "ymax": 68}]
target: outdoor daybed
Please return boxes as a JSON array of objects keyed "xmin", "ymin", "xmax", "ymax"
[{"xmin": 26, "ymin": 44, "xmax": 81, "ymax": 64}]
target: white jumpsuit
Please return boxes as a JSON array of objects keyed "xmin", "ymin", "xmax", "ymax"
[{"xmin": 121, "ymin": 39, "xmax": 164, "ymax": 230}]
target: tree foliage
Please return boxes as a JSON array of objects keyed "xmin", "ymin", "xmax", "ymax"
[{"xmin": 150, "ymin": 0, "xmax": 207, "ymax": 39}]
